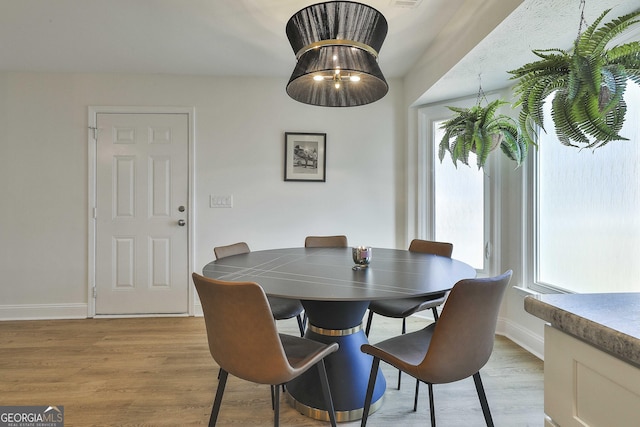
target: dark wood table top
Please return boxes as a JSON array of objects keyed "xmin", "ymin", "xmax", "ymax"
[{"xmin": 202, "ymin": 247, "xmax": 476, "ymax": 302}]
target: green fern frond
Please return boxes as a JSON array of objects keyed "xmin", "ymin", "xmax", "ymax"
[
  {"xmin": 518, "ymin": 109, "xmax": 539, "ymax": 148},
  {"xmin": 439, "ymin": 99, "xmax": 525, "ymax": 169},
  {"xmin": 510, "ymin": 7, "xmax": 639, "ymax": 152},
  {"xmin": 604, "ymin": 97, "xmax": 627, "ymax": 138},
  {"xmin": 524, "ymin": 74, "xmax": 568, "ymax": 129},
  {"xmin": 572, "ymin": 54, "xmax": 603, "ymax": 98},
  {"xmin": 626, "ymin": 71, "xmax": 640, "ymax": 86},
  {"xmin": 473, "ymin": 130, "xmax": 490, "ymax": 170},
  {"xmin": 445, "ymin": 105, "xmax": 469, "ymax": 115},
  {"xmin": 567, "ymin": 58, "xmax": 583, "ymax": 100},
  {"xmin": 509, "ymin": 50, "xmax": 570, "ymax": 77},
  {"xmin": 480, "ymin": 99, "xmax": 505, "ymax": 125},
  {"xmin": 585, "ymin": 9, "xmax": 640, "ymax": 56},
  {"xmin": 606, "ymin": 42, "xmax": 640, "ymax": 65},
  {"xmin": 499, "ymin": 131, "xmax": 527, "ymax": 166},
  {"xmin": 550, "ymin": 91, "xmax": 589, "ymax": 146},
  {"xmin": 496, "ymin": 120, "xmax": 527, "ymax": 166},
  {"xmin": 574, "ymin": 93, "xmax": 626, "ymax": 142},
  {"xmin": 575, "ymin": 9, "xmax": 612, "ymax": 56},
  {"xmin": 584, "ymin": 102, "xmax": 628, "ymax": 149},
  {"xmin": 438, "ymin": 132, "xmax": 449, "ymax": 163},
  {"xmin": 533, "ymin": 48, "xmax": 570, "ymax": 59}
]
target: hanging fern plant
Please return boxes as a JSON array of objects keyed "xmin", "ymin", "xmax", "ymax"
[
  {"xmin": 508, "ymin": 8, "xmax": 640, "ymax": 149},
  {"xmin": 439, "ymin": 98, "xmax": 527, "ymax": 170}
]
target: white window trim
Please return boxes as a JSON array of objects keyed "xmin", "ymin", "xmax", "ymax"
[{"xmin": 417, "ymin": 95, "xmax": 502, "ymax": 277}]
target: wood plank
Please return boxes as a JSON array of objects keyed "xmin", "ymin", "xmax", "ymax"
[{"xmin": 0, "ymin": 316, "xmax": 543, "ymax": 426}]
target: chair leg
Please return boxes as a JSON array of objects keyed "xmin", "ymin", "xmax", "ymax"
[
  {"xmin": 270, "ymin": 385, "xmax": 275, "ymax": 410},
  {"xmin": 428, "ymin": 383, "xmax": 435, "ymax": 427},
  {"xmin": 317, "ymin": 360, "xmax": 337, "ymax": 427},
  {"xmin": 361, "ymin": 357, "xmax": 380, "ymax": 427},
  {"xmin": 210, "ymin": 369, "xmax": 228, "ymax": 427},
  {"xmin": 273, "ymin": 382, "xmax": 280, "ymax": 427},
  {"xmin": 365, "ymin": 310, "xmax": 374, "ymax": 337},
  {"xmin": 413, "ymin": 379, "xmax": 420, "ymax": 411},
  {"xmin": 296, "ymin": 314, "xmax": 305, "ymax": 337},
  {"xmin": 432, "ymin": 306, "xmax": 439, "ymax": 321},
  {"xmin": 473, "ymin": 372, "xmax": 494, "ymax": 427}
]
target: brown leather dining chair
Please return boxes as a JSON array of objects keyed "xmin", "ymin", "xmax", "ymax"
[
  {"xmin": 304, "ymin": 235, "xmax": 348, "ymax": 248},
  {"xmin": 192, "ymin": 273, "xmax": 339, "ymax": 427},
  {"xmin": 214, "ymin": 242, "xmax": 306, "ymax": 336},
  {"xmin": 365, "ymin": 239, "xmax": 453, "ymax": 392},
  {"xmin": 360, "ymin": 270, "xmax": 513, "ymax": 427}
]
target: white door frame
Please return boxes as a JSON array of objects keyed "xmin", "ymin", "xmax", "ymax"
[{"xmin": 87, "ymin": 106, "xmax": 196, "ymax": 317}]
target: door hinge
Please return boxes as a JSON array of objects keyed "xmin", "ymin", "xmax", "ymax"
[
  {"xmin": 89, "ymin": 126, "xmax": 99, "ymax": 140},
  {"xmin": 93, "ymin": 207, "xmax": 97, "ymax": 219},
  {"xmin": 92, "ymin": 287, "xmax": 97, "ymax": 298}
]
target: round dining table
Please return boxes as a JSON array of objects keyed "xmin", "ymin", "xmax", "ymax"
[{"xmin": 201, "ymin": 246, "xmax": 476, "ymax": 422}]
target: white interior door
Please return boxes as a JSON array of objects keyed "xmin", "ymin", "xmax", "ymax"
[{"xmin": 95, "ymin": 113, "xmax": 189, "ymax": 315}]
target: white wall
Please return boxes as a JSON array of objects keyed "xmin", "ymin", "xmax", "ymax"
[
  {"xmin": 0, "ymin": 71, "xmax": 405, "ymax": 319},
  {"xmin": 0, "ymin": 70, "xmax": 546, "ymax": 360},
  {"xmin": 403, "ymin": 0, "xmax": 522, "ymax": 106}
]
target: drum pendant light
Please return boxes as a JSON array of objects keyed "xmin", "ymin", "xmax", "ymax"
[{"xmin": 286, "ymin": 1, "xmax": 388, "ymax": 107}]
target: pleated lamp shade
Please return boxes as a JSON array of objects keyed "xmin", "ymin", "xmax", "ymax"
[{"xmin": 286, "ymin": 1, "xmax": 388, "ymax": 107}]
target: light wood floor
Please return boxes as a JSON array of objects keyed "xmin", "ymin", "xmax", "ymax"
[{"xmin": 0, "ymin": 315, "xmax": 543, "ymax": 426}]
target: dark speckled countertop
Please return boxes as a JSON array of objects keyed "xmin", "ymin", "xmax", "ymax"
[{"xmin": 524, "ymin": 293, "xmax": 640, "ymax": 368}]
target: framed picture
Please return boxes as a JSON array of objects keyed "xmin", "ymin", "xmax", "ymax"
[{"xmin": 284, "ymin": 132, "xmax": 326, "ymax": 182}]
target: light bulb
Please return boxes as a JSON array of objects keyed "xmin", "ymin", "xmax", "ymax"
[
  {"xmin": 335, "ymin": 82, "xmax": 341, "ymax": 89},
  {"xmin": 350, "ymin": 75, "xmax": 361, "ymax": 82},
  {"xmin": 313, "ymin": 75, "xmax": 324, "ymax": 81}
]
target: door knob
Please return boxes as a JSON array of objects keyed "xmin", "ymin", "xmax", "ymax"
[{"xmin": 178, "ymin": 219, "xmax": 186, "ymax": 226}]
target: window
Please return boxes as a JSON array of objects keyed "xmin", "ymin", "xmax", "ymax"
[
  {"xmin": 531, "ymin": 82, "xmax": 640, "ymax": 293},
  {"xmin": 418, "ymin": 98, "xmax": 498, "ymax": 275},
  {"xmin": 432, "ymin": 121, "xmax": 485, "ymax": 269}
]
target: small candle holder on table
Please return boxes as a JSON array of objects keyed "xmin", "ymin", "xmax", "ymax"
[{"xmin": 352, "ymin": 246, "xmax": 372, "ymax": 270}]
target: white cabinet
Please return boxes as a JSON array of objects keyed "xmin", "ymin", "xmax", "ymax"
[{"xmin": 544, "ymin": 325, "xmax": 640, "ymax": 426}]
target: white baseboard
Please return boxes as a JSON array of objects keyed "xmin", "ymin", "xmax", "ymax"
[
  {"xmin": 498, "ymin": 316, "xmax": 544, "ymax": 360},
  {"xmin": 0, "ymin": 302, "xmax": 203, "ymax": 321},
  {"xmin": 0, "ymin": 303, "xmax": 88, "ymax": 321},
  {"xmin": 193, "ymin": 302, "xmax": 203, "ymax": 317}
]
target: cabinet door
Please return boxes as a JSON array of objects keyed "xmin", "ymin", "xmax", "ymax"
[{"xmin": 544, "ymin": 325, "xmax": 640, "ymax": 426}]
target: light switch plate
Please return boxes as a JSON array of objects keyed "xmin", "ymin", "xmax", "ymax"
[{"xmin": 210, "ymin": 195, "xmax": 233, "ymax": 208}]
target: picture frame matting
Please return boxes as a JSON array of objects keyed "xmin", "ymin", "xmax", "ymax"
[{"xmin": 284, "ymin": 132, "xmax": 326, "ymax": 182}]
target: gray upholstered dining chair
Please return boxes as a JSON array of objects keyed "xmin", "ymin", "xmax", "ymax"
[
  {"xmin": 360, "ymin": 270, "xmax": 513, "ymax": 427},
  {"xmin": 304, "ymin": 235, "xmax": 348, "ymax": 248},
  {"xmin": 192, "ymin": 273, "xmax": 339, "ymax": 427},
  {"xmin": 365, "ymin": 239, "xmax": 453, "ymax": 392},
  {"xmin": 214, "ymin": 242, "xmax": 306, "ymax": 336}
]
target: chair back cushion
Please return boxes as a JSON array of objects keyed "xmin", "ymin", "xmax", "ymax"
[
  {"xmin": 408, "ymin": 239, "xmax": 453, "ymax": 257},
  {"xmin": 418, "ymin": 270, "xmax": 512, "ymax": 383},
  {"xmin": 304, "ymin": 235, "xmax": 348, "ymax": 247},
  {"xmin": 192, "ymin": 273, "xmax": 295, "ymax": 384},
  {"xmin": 214, "ymin": 242, "xmax": 250, "ymax": 260}
]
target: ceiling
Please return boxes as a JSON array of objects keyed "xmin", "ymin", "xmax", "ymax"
[{"xmin": 1, "ymin": 0, "xmax": 638, "ymax": 105}]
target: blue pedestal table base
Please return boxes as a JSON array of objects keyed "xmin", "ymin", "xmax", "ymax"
[{"xmin": 286, "ymin": 300, "xmax": 386, "ymax": 422}]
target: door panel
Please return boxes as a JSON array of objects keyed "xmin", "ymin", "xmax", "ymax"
[{"xmin": 95, "ymin": 113, "xmax": 188, "ymax": 314}]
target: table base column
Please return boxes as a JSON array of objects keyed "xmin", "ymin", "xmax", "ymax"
[{"xmin": 286, "ymin": 321, "xmax": 386, "ymax": 422}]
